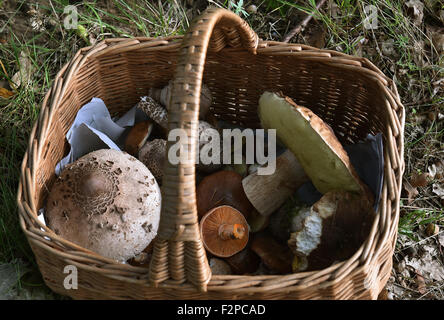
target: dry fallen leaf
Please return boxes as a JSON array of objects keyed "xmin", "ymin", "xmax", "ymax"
[
  {"xmin": 413, "ymin": 40, "xmax": 426, "ymax": 66},
  {"xmin": 306, "ymin": 24, "xmax": 326, "ymax": 49},
  {"xmin": 11, "ymin": 51, "xmax": 33, "ymax": 89},
  {"xmin": 432, "ymin": 183, "xmax": 444, "ymax": 199},
  {"xmin": 426, "ymin": 223, "xmax": 439, "ymax": 237},
  {"xmin": 0, "ymin": 87, "xmax": 14, "ymax": 99},
  {"xmin": 377, "ymin": 288, "xmax": 389, "ymax": 300},
  {"xmin": 405, "ymin": 0, "xmax": 424, "ymax": 26},
  {"xmin": 439, "ymin": 233, "xmax": 444, "ymax": 248},
  {"xmin": 428, "ymin": 161, "xmax": 444, "ymax": 199},
  {"xmin": 414, "ymin": 270, "xmax": 427, "ymax": 295},
  {"xmin": 381, "ymin": 39, "xmax": 397, "ymax": 58},
  {"xmin": 430, "ymin": 28, "xmax": 444, "ymax": 55},
  {"xmin": 410, "ymin": 172, "xmax": 430, "ymax": 188},
  {"xmin": 403, "ymin": 178, "xmax": 419, "ymax": 204},
  {"xmin": 428, "ymin": 160, "xmax": 444, "ymax": 180},
  {"xmin": 405, "ymin": 244, "xmax": 444, "ymax": 282}
]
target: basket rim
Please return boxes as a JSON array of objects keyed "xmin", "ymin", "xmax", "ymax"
[{"xmin": 16, "ymin": 36, "xmax": 405, "ymax": 295}]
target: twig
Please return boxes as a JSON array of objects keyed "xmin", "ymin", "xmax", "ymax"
[{"xmin": 282, "ymin": 0, "xmax": 327, "ymax": 43}]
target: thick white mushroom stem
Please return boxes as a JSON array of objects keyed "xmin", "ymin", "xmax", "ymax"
[{"xmin": 218, "ymin": 223, "xmax": 245, "ymax": 240}]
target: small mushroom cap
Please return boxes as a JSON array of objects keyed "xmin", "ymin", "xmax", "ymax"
[
  {"xmin": 124, "ymin": 120, "xmax": 153, "ymax": 156},
  {"xmin": 45, "ymin": 149, "xmax": 161, "ymax": 262},
  {"xmin": 196, "ymin": 170, "xmax": 253, "ymax": 219},
  {"xmin": 200, "ymin": 205, "xmax": 249, "ymax": 258},
  {"xmin": 138, "ymin": 139, "xmax": 166, "ymax": 184}
]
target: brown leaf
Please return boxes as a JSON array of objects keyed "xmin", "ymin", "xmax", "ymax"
[
  {"xmin": 428, "ymin": 160, "xmax": 444, "ymax": 180},
  {"xmin": 432, "ymin": 183, "xmax": 444, "ymax": 199},
  {"xmin": 431, "ymin": 28, "xmax": 444, "ymax": 55},
  {"xmin": 306, "ymin": 24, "xmax": 326, "ymax": 49},
  {"xmin": 0, "ymin": 87, "xmax": 14, "ymax": 99},
  {"xmin": 405, "ymin": 0, "xmax": 424, "ymax": 26},
  {"xmin": 11, "ymin": 51, "xmax": 33, "ymax": 89},
  {"xmin": 438, "ymin": 233, "xmax": 444, "ymax": 248},
  {"xmin": 403, "ymin": 179, "xmax": 419, "ymax": 204},
  {"xmin": 425, "ymin": 223, "xmax": 439, "ymax": 237},
  {"xmin": 410, "ymin": 172, "xmax": 430, "ymax": 188},
  {"xmin": 377, "ymin": 288, "xmax": 389, "ymax": 300},
  {"xmin": 414, "ymin": 270, "xmax": 427, "ymax": 295}
]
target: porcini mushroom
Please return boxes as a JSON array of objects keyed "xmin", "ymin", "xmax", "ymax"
[
  {"xmin": 288, "ymin": 191, "xmax": 375, "ymax": 272},
  {"xmin": 196, "ymin": 170, "xmax": 253, "ymax": 220},
  {"xmin": 242, "ymin": 150, "xmax": 308, "ymax": 217},
  {"xmin": 138, "ymin": 138, "xmax": 166, "ymax": 184},
  {"xmin": 124, "ymin": 120, "xmax": 153, "ymax": 156},
  {"xmin": 258, "ymin": 91, "xmax": 372, "ymax": 200},
  {"xmin": 200, "ymin": 205, "xmax": 249, "ymax": 258},
  {"xmin": 44, "ymin": 149, "xmax": 161, "ymax": 262}
]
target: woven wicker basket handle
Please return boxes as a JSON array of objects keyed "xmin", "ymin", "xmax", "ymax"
[{"xmin": 149, "ymin": 8, "xmax": 258, "ymax": 292}]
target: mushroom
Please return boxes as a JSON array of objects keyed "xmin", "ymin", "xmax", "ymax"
[
  {"xmin": 124, "ymin": 120, "xmax": 153, "ymax": 156},
  {"xmin": 197, "ymin": 120, "xmax": 222, "ymax": 173},
  {"xmin": 247, "ymin": 209, "xmax": 270, "ymax": 233},
  {"xmin": 258, "ymin": 91, "xmax": 373, "ymax": 201},
  {"xmin": 200, "ymin": 205, "xmax": 249, "ymax": 258},
  {"xmin": 128, "ymin": 237, "xmax": 157, "ymax": 267},
  {"xmin": 251, "ymin": 233, "xmax": 293, "ymax": 274},
  {"xmin": 242, "ymin": 150, "xmax": 308, "ymax": 217},
  {"xmin": 196, "ymin": 170, "xmax": 253, "ymax": 220},
  {"xmin": 44, "ymin": 149, "xmax": 161, "ymax": 262},
  {"xmin": 137, "ymin": 96, "xmax": 168, "ymax": 130},
  {"xmin": 138, "ymin": 138, "xmax": 166, "ymax": 184},
  {"xmin": 287, "ymin": 191, "xmax": 375, "ymax": 272},
  {"xmin": 225, "ymin": 247, "xmax": 260, "ymax": 274},
  {"xmin": 209, "ymin": 258, "xmax": 232, "ymax": 275},
  {"xmin": 149, "ymin": 81, "xmax": 212, "ymax": 120},
  {"xmin": 269, "ymin": 196, "xmax": 310, "ymax": 243}
]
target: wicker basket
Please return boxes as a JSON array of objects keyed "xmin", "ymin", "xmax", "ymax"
[{"xmin": 17, "ymin": 8, "xmax": 404, "ymax": 300}]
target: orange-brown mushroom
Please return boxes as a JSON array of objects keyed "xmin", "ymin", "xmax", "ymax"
[
  {"xmin": 250, "ymin": 233, "xmax": 293, "ymax": 274},
  {"xmin": 225, "ymin": 247, "xmax": 260, "ymax": 274},
  {"xmin": 124, "ymin": 120, "xmax": 153, "ymax": 156},
  {"xmin": 197, "ymin": 170, "xmax": 253, "ymax": 220},
  {"xmin": 200, "ymin": 205, "xmax": 249, "ymax": 258}
]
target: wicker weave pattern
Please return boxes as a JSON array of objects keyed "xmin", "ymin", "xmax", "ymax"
[{"xmin": 17, "ymin": 8, "xmax": 404, "ymax": 299}]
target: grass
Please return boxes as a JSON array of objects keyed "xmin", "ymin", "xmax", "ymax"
[{"xmin": 0, "ymin": 0, "xmax": 443, "ymax": 299}]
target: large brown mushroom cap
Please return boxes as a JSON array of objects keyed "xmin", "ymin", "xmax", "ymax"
[
  {"xmin": 288, "ymin": 190, "xmax": 375, "ymax": 272},
  {"xmin": 196, "ymin": 170, "xmax": 253, "ymax": 220},
  {"xmin": 44, "ymin": 149, "xmax": 161, "ymax": 262},
  {"xmin": 138, "ymin": 138, "xmax": 166, "ymax": 184},
  {"xmin": 200, "ymin": 205, "xmax": 249, "ymax": 258}
]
